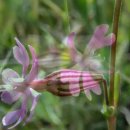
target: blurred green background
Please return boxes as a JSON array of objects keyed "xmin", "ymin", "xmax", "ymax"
[{"xmin": 0, "ymin": 0, "xmax": 130, "ymax": 130}]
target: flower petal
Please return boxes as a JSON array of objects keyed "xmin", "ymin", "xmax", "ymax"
[
  {"xmin": 65, "ymin": 32, "xmax": 81, "ymax": 63},
  {"xmin": 25, "ymin": 46, "xmax": 38, "ymax": 83},
  {"xmin": 82, "ymin": 73, "xmax": 102, "ymax": 100},
  {"xmin": 104, "ymin": 33, "xmax": 115, "ymax": 46},
  {"xmin": 13, "ymin": 38, "xmax": 29, "ymax": 76},
  {"xmin": 80, "ymin": 57, "xmax": 102, "ymax": 71},
  {"xmin": 9, "ymin": 109, "xmax": 26, "ymax": 129},
  {"xmin": 0, "ymin": 85, "xmax": 13, "ymax": 92},
  {"xmin": 25, "ymin": 88, "xmax": 40, "ymax": 123},
  {"xmin": 87, "ymin": 24, "xmax": 115, "ymax": 51},
  {"xmin": 2, "ymin": 90, "xmax": 28, "ymax": 128},
  {"xmin": 2, "ymin": 110, "xmax": 20, "ymax": 127},
  {"xmin": 84, "ymin": 90, "xmax": 92, "ymax": 101},
  {"xmin": 2, "ymin": 69, "xmax": 20, "ymax": 84},
  {"xmin": 4, "ymin": 96, "xmax": 28, "ymax": 129},
  {"xmin": 1, "ymin": 91, "xmax": 21, "ymax": 104},
  {"xmin": 90, "ymin": 84, "xmax": 101, "ymax": 95},
  {"xmin": 2, "ymin": 108, "xmax": 26, "ymax": 129}
]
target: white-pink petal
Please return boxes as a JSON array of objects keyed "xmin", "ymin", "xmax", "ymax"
[{"xmin": 2, "ymin": 69, "xmax": 20, "ymax": 84}]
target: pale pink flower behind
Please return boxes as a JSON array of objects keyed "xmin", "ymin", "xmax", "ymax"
[{"xmin": 65, "ymin": 24, "xmax": 115, "ymax": 71}]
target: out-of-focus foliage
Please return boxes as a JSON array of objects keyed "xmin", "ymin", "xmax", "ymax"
[{"xmin": 0, "ymin": 0, "xmax": 130, "ymax": 130}]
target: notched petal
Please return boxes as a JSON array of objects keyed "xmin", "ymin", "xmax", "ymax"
[
  {"xmin": 87, "ymin": 24, "xmax": 115, "ymax": 51},
  {"xmin": 14, "ymin": 37, "xmax": 29, "ymax": 75},
  {"xmin": 25, "ymin": 46, "xmax": 38, "ymax": 82}
]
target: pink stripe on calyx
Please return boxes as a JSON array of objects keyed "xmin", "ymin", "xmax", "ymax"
[{"xmin": 60, "ymin": 72, "xmax": 80, "ymax": 95}]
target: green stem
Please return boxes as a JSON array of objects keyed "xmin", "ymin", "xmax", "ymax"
[
  {"xmin": 109, "ymin": 0, "xmax": 122, "ymax": 106},
  {"xmin": 108, "ymin": 0, "xmax": 122, "ymax": 130},
  {"xmin": 103, "ymin": 79, "xmax": 109, "ymax": 106},
  {"xmin": 114, "ymin": 72, "xmax": 120, "ymax": 107},
  {"xmin": 64, "ymin": 0, "xmax": 70, "ymax": 34},
  {"xmin": 107, "ymin": 117, "xmax": 116, "ymax": 130}
]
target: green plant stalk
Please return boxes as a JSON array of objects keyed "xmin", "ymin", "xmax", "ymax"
[
  {"xmin": 103, "ymin": 79, "xmax": 109, "ymax": 106},
  {"xmin": 114, "ymin": 72, "xmax": 120, "ymax": 107},
  {"xmin": 64, "ymin": 0, "xmax": 70, "ymax": 34},
  {"xmin": 108, "ymin": 0, "xmax": 122, "ymax": 130}
]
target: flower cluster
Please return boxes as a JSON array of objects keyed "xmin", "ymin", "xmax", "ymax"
[{"xmin": 0, "ymin": 24, "xmax": 115, "ymax": 129}]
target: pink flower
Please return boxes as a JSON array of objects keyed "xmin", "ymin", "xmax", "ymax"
[
  {"xmin": 65, "ymin": 24, "xmax": 115, "ymax": 71},
  {"xmin": 0, "ymin": 38, "xmax": 40, "ymax": 129},
  {"xmin": 31, "ymin": 69, "xmax": 104, "ymax": 101}
]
